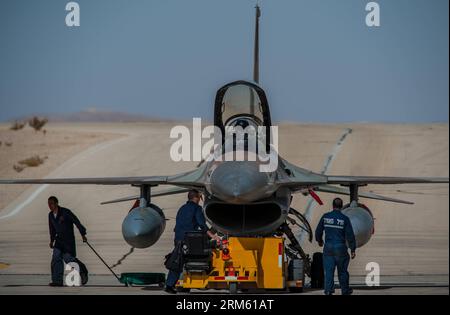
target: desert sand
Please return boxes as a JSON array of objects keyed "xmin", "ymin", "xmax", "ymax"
[
  {"xmin": 0, "ymin": 124, "xmax": 122, "ymax": 210},
  {"xmin": 0, "ymin": 122, "xmax": 448, "ymax": 294}
]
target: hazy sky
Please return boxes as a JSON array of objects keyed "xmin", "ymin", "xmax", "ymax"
[{"xmin": 0, "ymin": 0, "xmax": 448, "ymax": 122}]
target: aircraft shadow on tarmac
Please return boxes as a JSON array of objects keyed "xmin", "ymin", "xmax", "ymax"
[
  {"xmin": 140, "ymin": 287, "xmax": 326, "ymax": 294},
  {"xmin": 3, "ymin": 284, "xmax": 133, "ymax": 288},
  {"xmin": 142, "ymin": 285, "xmax": 448, "ymax": 294},
  {"xmin": 0, "ymin": 284, "xmax": 413, "ymax": 291}
]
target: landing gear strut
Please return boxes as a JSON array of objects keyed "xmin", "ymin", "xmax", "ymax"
[{"xmin": 279, "ymin": 223, "xmax": 311, "ymax": 276}]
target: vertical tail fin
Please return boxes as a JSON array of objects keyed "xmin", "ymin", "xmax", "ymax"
[{"xmin": 253, "ymin": 4, "xmax": 261, "ymax": 84}]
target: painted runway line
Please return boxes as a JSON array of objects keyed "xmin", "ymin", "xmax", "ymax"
[
  {"xmin": 0, "ymin": 134, "xmax": 133, "ymax": 220},
  {"xmin": 299, "ymin": 128, "xmax": 353, "ymax": 243}
]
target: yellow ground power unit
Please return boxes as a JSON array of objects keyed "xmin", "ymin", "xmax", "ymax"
[{"xmin": 178, "ymin": 234, "xmax": 305, "ymax": 294}]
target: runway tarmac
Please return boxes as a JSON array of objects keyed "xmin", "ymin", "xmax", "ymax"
[
  {"xmin": 0, "ymin": 122, "xmax": 448, "ymax": 295},
  {"xmin": 0, "ymin": 274, "xmax": 447, "ymax": 295}
]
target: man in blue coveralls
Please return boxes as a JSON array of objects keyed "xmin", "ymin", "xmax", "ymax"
[
  {"xmin": 315, "ymin": 197, "xmax": 356, "ymax": 295},
  {"xmin": 164, "ymin": 189, "xmax": 220, "ymax": 294},
  {"xmin": 48, "ymin": 196, "xmax": 87, "ymax": 286}
]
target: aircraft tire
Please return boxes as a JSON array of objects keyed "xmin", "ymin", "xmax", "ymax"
[
  {"xmin": 229, "ymin": 282, "xmax": 238, "ymax": 294},
  {"xmin": 310, "ymin": 252, "xmax": 324, "ymax": 289}
]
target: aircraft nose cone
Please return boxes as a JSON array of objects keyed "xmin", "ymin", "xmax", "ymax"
[{"xmin": 210, "ymin": 161, "xmax": 270, "ymax": 203}]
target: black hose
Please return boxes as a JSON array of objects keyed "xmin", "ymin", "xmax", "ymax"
[{"xmin": 85, "ymin": 241, "xmax": 124, "ymax": 285}]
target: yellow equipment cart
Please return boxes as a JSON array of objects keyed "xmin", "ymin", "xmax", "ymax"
[{"xmin": 178, "ymin": 236, "xmax": 305, "ymax": 294}]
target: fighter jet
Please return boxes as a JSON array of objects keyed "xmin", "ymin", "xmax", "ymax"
[{"xmin": 0, "ymin": 6, "xmax": 448, "ymax": 269}]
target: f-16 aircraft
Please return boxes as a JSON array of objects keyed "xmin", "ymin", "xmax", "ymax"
[{"xmin": 0, "ymin": 5, "xmax": 448, "ymax": 275}]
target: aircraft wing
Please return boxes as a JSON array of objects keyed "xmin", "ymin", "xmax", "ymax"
[
  {"xmin": 0, "ymin": 165, "xmax": 209, "ymax": 188},
  {"xmin": 326, "ymin": 176, "xmax": 449, "ymax": 185},
  {"xmin": 280, "ymin": 174, "xmax": 449, "ymax": 191},
  {"xmin": 0, "ymin": 176, "xmax": 168, "ymax": 185},
  {"xmin": 278, "ymin": 157, "xmax": 449, "ymax": 204}
]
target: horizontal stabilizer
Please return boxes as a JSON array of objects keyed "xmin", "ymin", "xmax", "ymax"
[
  {"xmin": 314, "ymin": 185, "xmax": 414, "ymax": 205},
  {"xmin": 101, "ymin": 187, "xmax": 190, "ymax": 205}
]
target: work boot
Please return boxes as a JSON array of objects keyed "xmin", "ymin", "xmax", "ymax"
[
  {"xmin": 164, "ymin": 286, "xmax": 177, "ymax": 294},
  {"xmin": 49, "ymin": 282, "xmax": 63, "ymax": 287},
  {"xmin": 342, "ymin": 288, "xmax": 353, "ymax": 295}
]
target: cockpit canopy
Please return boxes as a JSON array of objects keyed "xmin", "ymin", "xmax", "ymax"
[
  {"xmin": 214, "ymin": 81, "xmax": 272, "ymax": 130},
  {"xmin": 221, "ymin": 84, "xmax": 263, "ymax": 125},
  {"xmin": 213, "ymin": 81, "xmax": 272, "ymax": 153}
]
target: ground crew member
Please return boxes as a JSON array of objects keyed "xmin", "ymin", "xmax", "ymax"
[
  {"xmin": 315, "ymin": 197, "xmax": 356, "ymax": 295},
  {"xmin": 164, "ymin": 190, "xmax": 220, "ymax": 294},
  {"xmin": 47, "ymin": 196, "xmax": 87, "ymax": 286}
]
